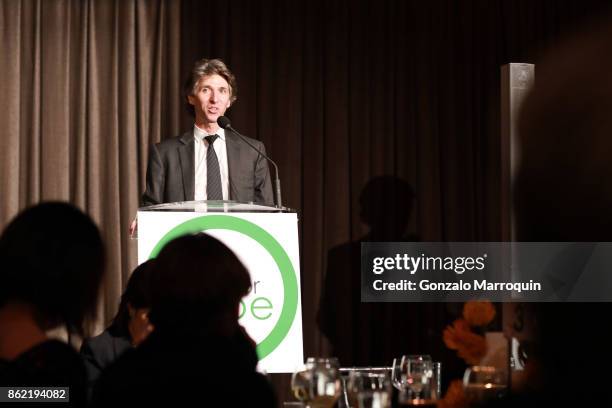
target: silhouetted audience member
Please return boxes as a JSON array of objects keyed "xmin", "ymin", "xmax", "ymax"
[
  {"xmin": 0, "ymin": 202, "xmax": 105, "ymax": 407},
  {"xmin": 318, "ymin": 176, "xmax": 419, "ymax": 367},
  {"xmin": 318, "ymin": 176, "xmax": 465, "ymax": 393},
  {"xmin": 80, "ymin": 259, "xmax": 155, "ymax": 402},
  {"xmin": 93, "ymin": 233, "xmax": 276, "ymax": 407},
  {"xmin": 487, "ymin": 14, "xmax": 612, "ymax": 408}
]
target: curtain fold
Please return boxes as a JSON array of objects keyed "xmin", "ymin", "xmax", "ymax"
[{"xmin": 0, "ymin": 0, "xmax": 180, "ymax": 335}]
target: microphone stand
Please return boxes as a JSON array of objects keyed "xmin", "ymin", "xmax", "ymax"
[{"xmin": 224, "ymin": 124, "xmax": 283, "ymax": 209}]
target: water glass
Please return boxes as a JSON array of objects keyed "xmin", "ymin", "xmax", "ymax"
[
  {"xmin": 346, "ymin": 372, "xmax": 391, "ymax": 408},
  {"xmin": 291, "ymin": 358, "xmax": 342, "ymax": 408},
  {"xmin": 392, "ymin": 355, "xmax": 436, "ymax": 405}
]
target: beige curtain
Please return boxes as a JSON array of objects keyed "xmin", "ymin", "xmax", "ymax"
[{"xmin": 0, "ymin": 0, "xmax": 181, "ymax": 335}]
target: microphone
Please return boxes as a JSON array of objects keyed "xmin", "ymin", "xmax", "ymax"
[{"xmin": 217, "ymin": 116, "xmax": 282, "ymax": 208}]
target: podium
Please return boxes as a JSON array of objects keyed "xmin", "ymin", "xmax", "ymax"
[{"xmin": 137, "ymin": 200, "xmax": 303, "ymax": 373}]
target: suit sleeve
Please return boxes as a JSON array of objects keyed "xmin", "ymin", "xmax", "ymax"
[
  {"xmin": 254, "ymin": 141, "xmax": 274, "ymax": 206},
  {"xmin": 80, "ymin": 339, "xmax": 103, "ymax": 404},
  {"xmin": 141, "ymin": 143, "xmax": 165, "ymax": 206}
]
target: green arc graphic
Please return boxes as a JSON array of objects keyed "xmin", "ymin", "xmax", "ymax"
[{"xmin": 148, "ymin": 215, "xmax": 298, "ymax": 360}]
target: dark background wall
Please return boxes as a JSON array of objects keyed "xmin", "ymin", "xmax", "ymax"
[
  {"xmin": 178, "ymin": 0, "xmax": 611, "ymax": 362},
  {"xmin": 175, "ymin": 0, "xmax": 612, "ymax": 398}
]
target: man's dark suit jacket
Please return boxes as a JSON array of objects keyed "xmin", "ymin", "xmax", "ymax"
[
  {"xmin": 80, "ymin": 329, "xmax": 132, "ymax": 402},
  {"xmin": 92, "ymin": 328, "xmax": 277, "ymax": 407},
  {"xmin": 142, "ymin": 129, "xmax": 274, "ymax": 206}
]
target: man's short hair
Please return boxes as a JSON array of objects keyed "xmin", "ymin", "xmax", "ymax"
[
  {"xmin": 183, "ymin": 58, "xmax": 238, "ymax": 117},
  {"xmin": 109, "ymin": 259, "xmax": 155, "ymax": 337}
]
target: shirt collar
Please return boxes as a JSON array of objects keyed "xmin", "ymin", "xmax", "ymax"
[{"xmin": 193, "ymin": 124, "xmax": 225, "ymax": 142}]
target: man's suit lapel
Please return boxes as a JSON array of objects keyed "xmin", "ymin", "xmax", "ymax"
[
  {"xmin": 178, "ymin": 131, "xmax": 195, "ymax": 201},
  {"xmin": 225, "ymin": 130, "xmax": 242, "ymax": 201}
]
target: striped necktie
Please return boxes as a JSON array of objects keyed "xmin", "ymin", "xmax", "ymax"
[{"xmin": 205, "ymin": 134, "xmax": 223, "ymax": 200}]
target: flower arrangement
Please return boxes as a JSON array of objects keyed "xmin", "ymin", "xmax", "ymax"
[
  {"xmin": 443, "ymin": 300, "xmax": 496, "ymax": 365},
  {"xmin": 438, "ymin": 300, "xmax": 497, "ymax": 408}
]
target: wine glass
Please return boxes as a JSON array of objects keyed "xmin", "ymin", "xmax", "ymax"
[
  {"xmin": 291, "ymin": 358, "xmax": 342, "ymax": 408},
  {"xmin": 391, "ymin": 358, "xmax": 404, "ymax": 391},
  {"xmin": 392, "ymin": 355, "xmax": 434, "ymax": 405},
  {"xmin": 346, "ymin": 372, "xmax": 391, "ymax": 408},
  {"xmin": 462, "ymin": 365, "xmax": 507, "ymax": 404}
]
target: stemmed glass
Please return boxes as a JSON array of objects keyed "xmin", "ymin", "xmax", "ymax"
[
  {"xmin": 391, "ymin": 355, "xmax": 434, "ymax": 405},
  {"xmin": 291, "ymin": 358, "xmax": 342, "ymax": 408}
]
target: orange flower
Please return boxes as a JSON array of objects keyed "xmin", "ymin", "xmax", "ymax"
[
  {"xmin": 438, "ymin": 379, "xmax": 468, "ymax": 408},
  {"xmin": 443, "ymin": 318, "xmax": 470, "ymax": 350},
  {"xmin": 443, "ymin": 318, "xmax": 487, "ymax": 365},
  {"xmin": 463, "ymin": 301, "xmax": 496, "ymax": 327}
]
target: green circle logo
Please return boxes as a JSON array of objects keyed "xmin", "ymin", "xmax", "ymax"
[{"xmin": 148, "ymin": 215, "xmax": 298, "ymax": 360}]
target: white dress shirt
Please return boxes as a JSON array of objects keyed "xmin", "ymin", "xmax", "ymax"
[{"xmin": 193, "ymin": 125, "xmax": 229, "ymax": 200}]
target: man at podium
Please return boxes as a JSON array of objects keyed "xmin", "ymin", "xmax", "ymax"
[{"xmin": 141, "ymin": 58, "xmax": 273, "ymax": 207}]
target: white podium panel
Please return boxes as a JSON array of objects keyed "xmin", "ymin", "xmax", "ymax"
[{"xmin": 137, "ymin": 204, "xmax": 303, "ymax": 373}]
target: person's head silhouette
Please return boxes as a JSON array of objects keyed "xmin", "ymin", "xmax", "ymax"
[
  {"xmin": 0, "ymin": 202, "xmax": 105, "ymax": 336},
  {"xmin": 147, "ymin": 233, "xmax": 250, "ymax": 337}
]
